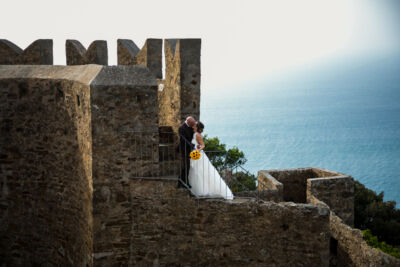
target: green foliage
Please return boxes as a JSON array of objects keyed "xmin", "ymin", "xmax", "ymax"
[
  {"xmin": 203, "ymin": 135, "xmax": 254, "ymax": 192},
  {"xmin": 355, "ymin": 181, "xmax": 400, "ymax": 247},
  {"xmin": 228, "ymin": 171, "xmax": 257, "ymax": 192},
  {"xmin": 362, "ymin": 229, "xmax": 400, "ymax": 259},
  {"xmin": 203, "ymin": 135, "xmax": 247, "ymax": 171}
]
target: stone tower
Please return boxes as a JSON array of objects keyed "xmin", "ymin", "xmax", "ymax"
[{"xmin": 158, "ymin": 39, "xmax": 201, "ymax": 131}]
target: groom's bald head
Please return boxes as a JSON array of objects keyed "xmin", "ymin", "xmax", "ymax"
[{"xmin": 186, "ymin": 116, "xmax": 196, "ymax": 127}]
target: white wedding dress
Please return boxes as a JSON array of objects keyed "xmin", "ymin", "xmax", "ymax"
[{"xmin": 188, "ymin": 133, "xmax": 234, "ymax": 200}]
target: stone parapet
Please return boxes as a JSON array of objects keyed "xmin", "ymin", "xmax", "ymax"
[
  {"xmin": 66, "ymin": 40, "xmax": 108, "ymax": 65},
  {"xmin": 258, "ymin": 167, "xmax": 354, "ymax": 226},
  {"xmin": 258, "ymin": 171, "xmax": 283, "ymax": 193},
  {"xmin": 330, "ymin": 214, "xmax": 400, "ymax": 266},
  {"xmin": 92, "ymin": 179, "xmax": 330, "ymax": 266},
  {"xmin": 307, "ymin": 174, "xmax": 354, "ymax": 226},
  {"xmin": 0, "ymin": 39, "xmax": 53, "ymax": 65},
  {"xmin": 117, "ymin": 39, "xmax": 162, "ymax": 79}
]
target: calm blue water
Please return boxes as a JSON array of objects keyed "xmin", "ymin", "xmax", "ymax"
[{"xmin": 201, "ymin": 54, "xmax": 400, "ymax": 207}]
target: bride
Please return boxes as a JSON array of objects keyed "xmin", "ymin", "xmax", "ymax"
[{"xmin": 188, "ymin": 122, "xmax": 234, "ymax": 200}]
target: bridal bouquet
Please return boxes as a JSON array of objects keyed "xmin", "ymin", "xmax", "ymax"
[{"xmin": 190, "ymin": 150, "xmax": 201, "ymax": 160}]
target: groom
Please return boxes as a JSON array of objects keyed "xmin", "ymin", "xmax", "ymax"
[{"xmin": 177, "ymin": 116, "xmax": 196, "ymax": 188}]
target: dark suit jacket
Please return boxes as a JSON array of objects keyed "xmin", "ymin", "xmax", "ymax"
[{"xmin": 178, "ymin": 122, "xmax": 194, "ymax": 154}]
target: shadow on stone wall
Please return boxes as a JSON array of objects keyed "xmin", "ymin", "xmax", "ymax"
[{"xmin": 0, "ymin": 65, "xmax": 99, "ymax": 266}]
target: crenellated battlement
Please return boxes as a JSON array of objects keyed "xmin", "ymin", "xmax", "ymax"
[
  {"xmin": 0, "ymin": 39, "xmax": 53, "ymax": 65},
  {"xmin": 66, "ymin": 40, "xmax": 108, "ymax": 66},
  {"xmin": 0, "ymin": 38, "xmax": 199, "ymax": 85},
  {"xmin": 1, "ymin": 38, "xmax": 397, "ymax": 267},
  {"xmin": 0, "ymin": 38, "xmax": 202, "ymax": 266},
  {"xmin": 117, "ymin": 39, "xmax": 162, "ymax": 78}
]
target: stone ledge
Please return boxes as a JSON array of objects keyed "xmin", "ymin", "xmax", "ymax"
[
  {"xmin": 0, "ymin": 65, "xmax": 102, "ymax": 85},
  {"xmin": 91, "ymin": 65, "xmax": 158, "ymax": 87}
]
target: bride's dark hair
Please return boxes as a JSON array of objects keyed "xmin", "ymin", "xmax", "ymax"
[{"xmin": 196, "ymin": 121, "xmax": 204, "ymax": 133}]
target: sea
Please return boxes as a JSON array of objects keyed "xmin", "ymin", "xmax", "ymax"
[{"xmin": 201, "ymin": 53, "xmax": 400, "ymax": 207}]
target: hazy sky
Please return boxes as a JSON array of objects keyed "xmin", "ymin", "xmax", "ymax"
[{"xmin": 2, "ymin": 0, "xmax": 400, "ymax": 91}]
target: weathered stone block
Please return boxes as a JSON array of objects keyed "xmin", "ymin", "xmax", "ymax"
[
  {"xmin": 66, "ymin": 40, "xmax": 108, "ymax": 65},
  {"xmin": 94, "ymin": 179, "xmax": 331, "ymax": 266},
  {"xmin": 258, "ymin": 170, "xmax": 283, "ymax": 193},
  {"xmin": 90, "ymin": 66, "xmax": 160, "ymax": 266},
  {"xmin": 117, "ymin": 39, "xmax": 162, "ymax": 79},
  {"xmin": 259, "ymin": 167, "xmax": 355, "ymax": 226},
  {"xmin": 259, "ymin": 167, "xmax": 316, "ymax": 203},
  {"xmin": 0, "ymin": 39, "xmax": 53, "ymax": 65},
  {"xmin": 308, "ymin": 175, "xmax": 354, "ymax": 226},
  {"xmin": 330, "ymin": 214, "xmax": 400, "ymax": 266},
  {"xmin": 158, "ymin": 39, "xmax": 201, "ymax": 132}
]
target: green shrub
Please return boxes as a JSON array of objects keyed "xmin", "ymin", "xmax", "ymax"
[
  {"xmin": 203, "ymin": 135, "xmax": 247, "ymax": 172},
  {"xmin": 227, "ymin": 171, "xmax": 257, "ymax": 192},
  {"xmin": 362, "ymin": 229, "xmax": 400, "ymax": 259},
  {"xmin": 204, "ymin": 135, "xmax": 255, "ymax": 192},
  {"xmin": 355, "ymin": 181, "xmax": 400, "ymax": 247}
]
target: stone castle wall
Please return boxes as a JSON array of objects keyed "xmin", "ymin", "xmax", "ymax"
[
  {"xmin": 330, "ymin": 214, "xmax": 400, "ymax": 267},
  {"xmin": 158, "ymin": 39, "xmax": 201, "ymax": 132},
  {"xmin": 1, "ymin": 39, "xmax": 398, "ymax": 267},
  {"xmin": 0, "ymin": 39, "xmax": 53, "ymax": 65},
  {"xmin": 117, "ymin": 39, "xmax": 162, "ymax": 79},
  {"xmin": 258, "ymin": 167, "xmax": 354, "ymax": 226},
  {"xmin": 66, "ymin": 40, "xmax": 108, "ymax": 66},
  {"xmin": 307, "ymin": 176, "xmax": 354, "ymax": 226},
  {"xmin": 92, "ymin": 179, "xmax": 331, "ymax": 266},
  {"xmin": 258, "ymin": 167, "xmax": 399, "ymax": 266},
  {"xmin": 0, "ymin": 65, "xmax": 99, "ymax": 266},
  {"xmin": 158, "ymin": 39, "xmax": 182, "ymax": 130},
  {"xmin": 0, "ymin": 38, "xmax": 200, "ymax": 134},
  {"xmin": 90, "ymin": 66, "xmax": 159, "ymax": 264}
]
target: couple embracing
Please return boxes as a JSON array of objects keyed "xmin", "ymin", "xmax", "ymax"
[{"xmin": 178, "ymin": 116, "xmax": 234, "ymax": 200}]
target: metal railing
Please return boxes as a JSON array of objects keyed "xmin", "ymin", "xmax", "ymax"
[
  {"xmin": 125, "ymin": 130, "xmax": 270, "ymax": 201},
  {"xmin": 124, "ymin": 130, "xmax": 179, "ymax": 179}
]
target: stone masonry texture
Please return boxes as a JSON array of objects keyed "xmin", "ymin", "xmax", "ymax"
[
  {"xmin": 0, "ymin": 65, "xmax": 100, "ymax": 266},
  {"xmin": 330, "ymin": 214, "xmax": 400, "ymax": 266},
  {"xmin": 90, "ymin": 66, "xmax": 160, "ymax": 266},
  {"xmin": 307, "ymin": 176, "xmax": 354, "ymax": 226},
  {"xmin": 158, "ymin": 39, "xmax": 182, "ymax": 131},
  {"xmin": 158, "ymin": 39, "xmax": 201, "ymax": 132},
  {"xmin": 66, "ymin": 40, "xmax": 108, "ymax": 66},
  {"xmin": 117, "ymin": 39, "xmax": 162, "ymax": 79},
  {"xmin": 259, "ymin": 167, "xmax": 355, "ymax": 225},
  {"xmin": 0, "ymin": 39, "xmax": 53, "ymax": 65},
  {"xmin": 263, "ymin": 167, "xmax": 318, "ymax": 203},
  {"xmin": 93, "ymin": 179, "xmax": 331, "ymax": 266},
  {"xmin": 1, "ymin": 39, "xmax": 398, "ymax": 267}
]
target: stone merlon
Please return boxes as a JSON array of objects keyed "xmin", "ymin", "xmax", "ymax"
[{"xmin": 0, "ymin": 39, "xmax": 53, "ymax": 65}]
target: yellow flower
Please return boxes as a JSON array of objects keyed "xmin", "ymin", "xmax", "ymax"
[{"xmin": 190, "ymin": 150, "xmax": 201, "ymax": 160}]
